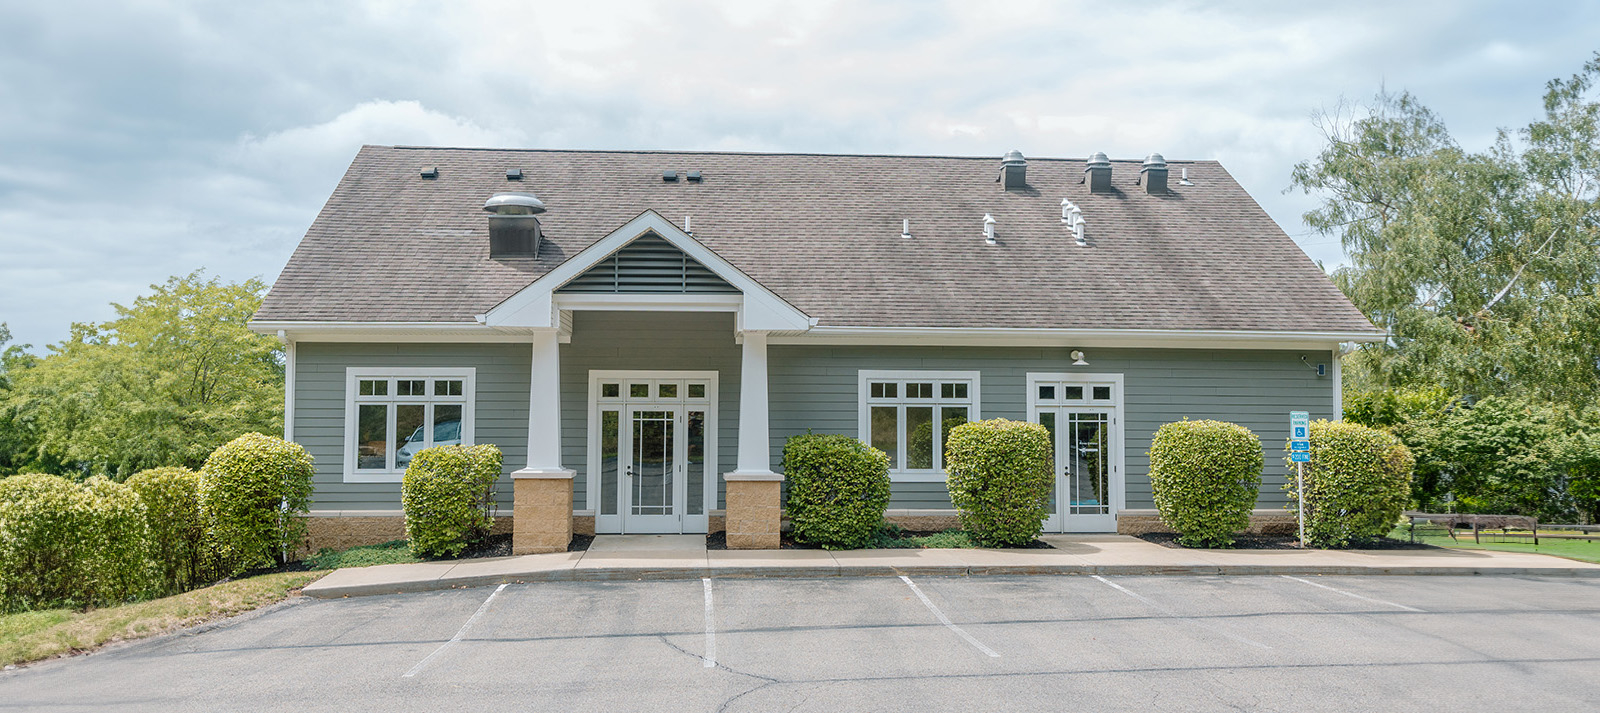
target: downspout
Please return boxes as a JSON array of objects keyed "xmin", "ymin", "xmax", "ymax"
[{"xmin": 1331, "ymin": 344, "xmax": 1343, "ymax": 421}]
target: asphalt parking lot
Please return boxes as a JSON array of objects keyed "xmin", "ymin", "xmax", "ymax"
[{"xmin": 4, "ymin": 574, "xmax": 1599, "ymax": 712}]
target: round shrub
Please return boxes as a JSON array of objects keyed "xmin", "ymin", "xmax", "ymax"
[
  {"xmin": 200, "ymin": 433, "xmax": 315, "ymax": 574},
  {"xmin": 402, "ymin": 444, "xmax": 502, "ymax": 558},
  {"xmin": 1148, "ymin": 420, "xmax": 1263, "ymax": 548},
  {"xmin": 127, "ymin": 466, "xmax": 210, "ymax": 593},
  {"xmin": 80, "ymin": 476, "xmax": 154, "ymax": 604},
  {"xmin": 1286, "ymin": 420, "xmax": 1414, "ymax": 548},
  {"xmin": 0, "ymin": 474, "xmax": 92, "ymax": 611},
  {"xmin": 783, "ymin": 433, "xmax": 891, "ymax": 550},
  {"xmin": 944, "ymin": 419, "xmax": 1054, "ymax": 547}
]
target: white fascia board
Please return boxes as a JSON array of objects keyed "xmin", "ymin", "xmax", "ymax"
[
  {"xmin": 482, "ymin": 210, "xmax": 813, "ymax": 332},
  {"xmin": 247, "ymin": 320, "xmax": 537, "ymax": 343},
  {"xmin": 768, "ymin": 326, "xmax": 1387, "ymax": 350}
]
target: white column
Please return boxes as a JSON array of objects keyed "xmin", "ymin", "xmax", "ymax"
[
  {"xmin": 515, "ymin": 329, "xmax": 574, "ymax": 477},
  {"xmin": 728, "ymin": 330, "xmax": 779, "ymax": 478},
  {"xmin": 284, "ymin": 340, "xmax": 296, "ymax": 441},
  {"xmin": 1332, "ymin": 345, "xmax": 1344, "ymax": 421}
]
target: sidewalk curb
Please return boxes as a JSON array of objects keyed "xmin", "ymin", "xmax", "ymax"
[{"xmin": 301, "ymin": 562, "xmax": 1600, "ymax": 598}]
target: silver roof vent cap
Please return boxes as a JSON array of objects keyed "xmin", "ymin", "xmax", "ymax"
[
  {"xmin": 1001, "ymin": 149, "xmax": 1026, "ymax": 166},
  {"xmin": 483, "ymin": 192, "xmax": 546, "ymax": 215},
  {"xmin": 1085, "ymin": 152, "xmax": 1111, "ymax": 169},
  {"xmin": 1142, "ymin": 153, "xmax": 1167, "ymax": 169}
]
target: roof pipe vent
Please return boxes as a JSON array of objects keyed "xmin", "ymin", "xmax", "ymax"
[
  {"xmin": 998, "ymin": 149, "xmax": 1027, "ymax": 190},
  {"xmin": 983, "ymin": 213, "xmax": 997, "ymax": 245},
  {"xmin": 1061, "ymin": 198, "xmax": 1086, "ymax": 246},
  {"xmin": 483, "ymin": 192, "xmax": 545, "ymax": 259},
  {"xmin": 1139, "ymin": 153, "xmax": 1169, "ymax": 195},
  {"xmin": 1084, "ymin": 152, "xmax": 1112, "ymax": 193}
]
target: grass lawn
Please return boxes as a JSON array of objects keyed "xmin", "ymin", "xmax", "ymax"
[
  {"xmin": 302, "ymin": 539, "xmax": 419, "ymax": 569},
  {"xmin": 1, "ymin": 570, "xmax": 324, "ymax": 668},
  {"xmin": 1393, "ymin": 528, "xmax": 1600, "ymax": 564}
]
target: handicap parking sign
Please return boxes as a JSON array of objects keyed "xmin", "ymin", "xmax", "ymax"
[
  {"xmin": 1293, "ymin": 425, "xmax": 1308, "ymax": 440},
  {"xmin": 1290, "ymin": 451, "xmax": 1310, "ymax": 462}
]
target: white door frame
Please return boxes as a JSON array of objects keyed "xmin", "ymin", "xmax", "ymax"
[
  {"xmin": 1027, "ymin": 372, "xmax": 1125, "ymax": 533},
  {"xmin": 589, "ymin": 370, "xmax": 718, "ymax": 534}
]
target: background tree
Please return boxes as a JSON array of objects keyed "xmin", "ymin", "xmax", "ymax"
[
  {"xmin": 1293, "ymin": 55, "xmax": 1600, "ymax": 410},
  {"xmin": 2, "ymin": 272, "xmax": 283, "ymax": 479}
]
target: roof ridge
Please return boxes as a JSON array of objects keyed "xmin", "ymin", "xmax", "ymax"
[{"xmin": 373, "ymin": 144, "xmax": 1210, "ymax": 163}]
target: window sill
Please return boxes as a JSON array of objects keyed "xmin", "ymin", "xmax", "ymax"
[
  {"xmin": 344, "ymin": 471, "xmax": 405, "ymax": 483},
  {"xmin": 889, "ymin": 471, "xmax": 950, "ymax": 483}
]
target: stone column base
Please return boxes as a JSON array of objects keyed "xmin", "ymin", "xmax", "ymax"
[
  {"xmin": 724, "ymin": 473, "xmax": 782, "ymax": 549},
  {"xmin": 513, "ymin": 468, "xmax": 575, "ymax": 554}
]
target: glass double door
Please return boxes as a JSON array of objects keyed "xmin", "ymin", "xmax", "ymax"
[
  {"xmin": 1037, "ymin": 408, "xmax": 1118, "ymax": 532},
  {"xmin": 601, "ymin": 405, "xmax": 708, "ymax": 533}
]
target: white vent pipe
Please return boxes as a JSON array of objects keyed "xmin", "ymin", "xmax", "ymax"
[{"xmin": 983, "ymin": 214, "xmax": 996, "ymax": 245}]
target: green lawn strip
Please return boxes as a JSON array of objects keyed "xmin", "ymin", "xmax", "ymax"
[
  {"xmin": 302, "ymin": 539, "xmax": 420, "ymax": 569},
  {"xmin": 1, "ymin": 570, "xmax": 323, "ymax": 668},
  {"xmin": 1391, "ymin": 529, "xmax": 1600, "ymax": 565},
  {"xmin": 867, "ymin": 529, "xmax": 983, "ymax": 549}
]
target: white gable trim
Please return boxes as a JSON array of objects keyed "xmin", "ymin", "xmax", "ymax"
[{"xmin": 483, "ymin": 210, "xmax": 814, "ymax": 332}]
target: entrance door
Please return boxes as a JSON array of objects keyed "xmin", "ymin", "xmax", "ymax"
[
  {"xmin": 591, "ymin": 373, "xmax": 716, "ymax": 534},
  {"xmin": 1029, "ymin": 374, "xmax": 1124, "ymax": 533},
  {"xmin": 622, "ymin": 406, "xmax": 680, "ymax": 533}
]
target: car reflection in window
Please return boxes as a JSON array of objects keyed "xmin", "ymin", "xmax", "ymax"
[{"xmin": 396, "ymin": 419, "xmax": 462, "ymax": 468}]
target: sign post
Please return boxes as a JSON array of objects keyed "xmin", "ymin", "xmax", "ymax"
[{"xmin": 1289, "ymin": 411, "xmax": 1311, "ymax": 547}]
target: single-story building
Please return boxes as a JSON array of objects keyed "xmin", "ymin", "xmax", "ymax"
[{"xmin": 250, "ymin": 146, "xmax": 1382, "ymax": 552}]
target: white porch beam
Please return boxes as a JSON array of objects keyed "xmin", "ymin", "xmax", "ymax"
[
  {"xmin": 727, "ymin": 330, "xmax": 780, "ymax": 479},
  {"xmin": 514, "ymin": 329, "xmax": 574, "ymax": 478}
]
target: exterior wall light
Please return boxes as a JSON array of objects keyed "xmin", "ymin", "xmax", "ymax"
[{"xmin": 1071, "ymin": 350, "xmax": 1089, "ymax": 366}]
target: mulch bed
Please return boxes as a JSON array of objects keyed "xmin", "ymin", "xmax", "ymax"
[
  {"xmin": 455, "ymin": 532, "xmax": 595, "ymax": 557},
  {"xmin": 705, "ymin": 531, "xmax": 1054, "ymax": 551},
  {"xmin": 1136, "ymin": 532, "xmax": 1439, "ymax": 551}
]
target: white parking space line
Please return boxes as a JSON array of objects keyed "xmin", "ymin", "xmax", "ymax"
[
  {"xmin": 899, "ymin": 576, "xmax": 1001, "ymax": 658},
  {"xmin": 1281, "ymin": 575, "xmax": 1426, "ymax": 612},
  {"xmin": 702, "ymin": 578, "xmax": 717, "ymax": 668},
  {"xmin": 402, "ymin": 583, "xmax": 508, "ymax": 679},
  {"xmin": 1092, "ymin": 575, "xmax": 1272, "ymax": 650}
]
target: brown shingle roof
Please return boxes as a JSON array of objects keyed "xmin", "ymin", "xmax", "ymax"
[{"xmin": 255, "ymin": 145, "xmax": 1378, "ymax": 334}]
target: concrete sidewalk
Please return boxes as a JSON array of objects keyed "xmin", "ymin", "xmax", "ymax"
[{"xmin": 300, "ymin": 534, "xmax": 1600, "ymax": 598}]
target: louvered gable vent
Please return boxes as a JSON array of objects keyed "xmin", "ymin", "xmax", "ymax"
[{"xmin": 558, "ymin": 233, "xmax": 738, "ymax": 294}]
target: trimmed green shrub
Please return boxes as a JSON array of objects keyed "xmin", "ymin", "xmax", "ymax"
[
  {"xmin": 126, "ymin": 466, "xmax": 210, "ymax": 593},
  {"xmin": 944, "ymin": 419, "xmax": 1054, "ymax": 547},
  {"xmin": 0, "ymin": 474, "xmax": 92, "ymax": 612},
  {"xmin": 783, "ymin": 433, "xmax": 891, "ymax": 550},
  {"xmin": 401, "ymin": 444, "xmax": 502, "ymax": 558},
  {"xmin": 1286, "ymin": 420, "xmax": 1414, "ymax": 548},
  {"xmin": 0, "ymin": 474, "xmax": 155, "ymax": 611},
  {"xmin": 1148, "ymin": 420, "xmax": 1263, "ymax": 548},
  {"xmin": 80, "ymin": 476, "xmax": 154, "ymax": 604},
  {"xmin": 200, "ymin": 433, "xmax": 315, "ymax": 574}
]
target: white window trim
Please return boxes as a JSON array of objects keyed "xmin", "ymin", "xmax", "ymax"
[
  {"xmin": 343, "ymin": 367, "xmax": 477, "ymax": 483},
  {"xmin": 857, "ymin": 369, "xmax": 981, "ymax": 483}
]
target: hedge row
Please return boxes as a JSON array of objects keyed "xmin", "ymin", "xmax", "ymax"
[{"xmin": 0, "ymin": 433, "xmax": 314, "ymax": 612}]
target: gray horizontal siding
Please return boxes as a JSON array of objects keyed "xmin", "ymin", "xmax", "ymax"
[
  {"xmin": 295, "ymin": 334, "xmax": 1335, "ymax": 521},
  {"xmin": 294, "ymin": 342, "xmax": 531, "ymax": 512},
  {"xmin": 768, "ymin": 345, "xmax": 1337, "ymax": 510},
  {"xmin": 561, "ymin": 311, "xmax": 741, "ymax": 511}
]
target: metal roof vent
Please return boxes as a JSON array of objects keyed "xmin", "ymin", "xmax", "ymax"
[
  {"xmin": 483, "ymin": 193, "xmax": 545, "ymax": 259},
  {"xmin": 1139, "ymin": 153, "xmax": 1169, "ymax": 195},
  {"xmin": 983, "ymin": 213, "xmax": 997, "ymax": 245},
  {"xmin": 505, "ymin": 168, "xmax": 523, "ymax": 181},
  {"xmin": 420, "ymin": 167, "xmax": 439, "ymax": 179},
  {"xmin": 998, "ymin": 149, "xmax": 1027, "ymax": 190},
  {"xmin": 686, "ymin": 170, "xmax": 703, "ymax": 183},
  {"xmin": 1084, "ymin": 152, "xmax": 1112, "ymax": 193},
  {"xmin": 662, "ymin": 170, "xmax": 679, "ymax": 182},
  {"xmin": 1061, "ymin": 198, "xmax": 1086, "ymax": 246}
]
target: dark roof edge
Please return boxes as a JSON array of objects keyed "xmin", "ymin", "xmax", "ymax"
[{"xmin": 371, "ymin": 144, "xmax": 1212, "ymax": 164}]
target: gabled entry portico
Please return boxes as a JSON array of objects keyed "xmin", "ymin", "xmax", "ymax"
[{"xmin": 482, "ymin": 211, "xmax": 814, "ymax": 552}]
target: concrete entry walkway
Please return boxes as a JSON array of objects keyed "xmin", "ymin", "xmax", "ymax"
[
  {"xmin": 300, "ymin": 534, "xmax": 1600, "ymax": 599},
  {"xmin": 588, "ymin": 535, "xmax": 708, "ymax": 553}
]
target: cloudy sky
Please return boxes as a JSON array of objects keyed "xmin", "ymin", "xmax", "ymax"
[{"xmin": 2, "ymin": 1, "xmax": 1596, "ymax": 349}]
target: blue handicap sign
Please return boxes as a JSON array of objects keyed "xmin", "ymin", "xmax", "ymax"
[
  {"xmin": 1293, "ymin": 425, "xmax": 1308, "ymax": 439},
  {"xmin": 1290, "ymin": 451, "xmax": 1310, "ymax": 463}
]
